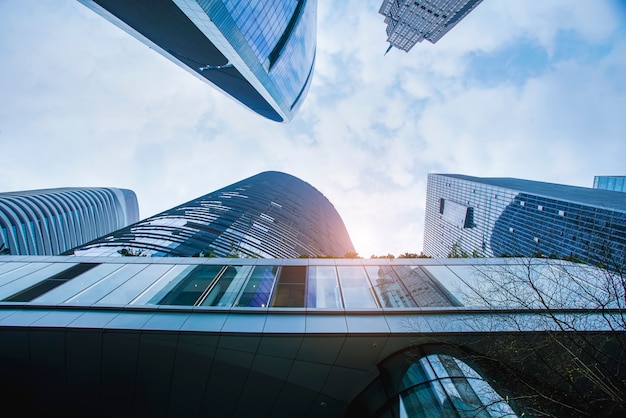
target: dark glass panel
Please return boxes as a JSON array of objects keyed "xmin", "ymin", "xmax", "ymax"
[{"xmin": 158, "ymin": 265, "xmax": 223, "ymax": 306}]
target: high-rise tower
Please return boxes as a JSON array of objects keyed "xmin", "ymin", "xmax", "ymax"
[
  {"xmin": 423, "ymin": 173, "xmax": 626, "ymax": 267},
  {"xmin": 0, "ymin": 187, "xmax": 138, "ymax": 256},
  {"xmin": 379, "ymin": 0, "xmax": 483, "ymax": 52},
  {"xmin": 78, "ymin": 0, "xmax": 318, "ymax": 122},
  {"xmin": 69, "ymin": 171, "xmax": 355, "ymax": 258}
]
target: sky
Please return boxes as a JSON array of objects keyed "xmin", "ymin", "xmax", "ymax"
[{"xmin": 1, "ymin": 1, "xmax": 625, "ymax": 258}]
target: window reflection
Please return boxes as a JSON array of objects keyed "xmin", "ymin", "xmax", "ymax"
[
  {"xmin": 307, "ymin": 265, "xmax": 342, "ymax": 308},
  {"xmin": 336, "ymin": 266, "xmax": 378, "ymax": 308},
  {"xmin": 398, "ymin": 354, "xmax": 517, "ymax": 418},
  {"xmin": 159, "ymin": 265, "xmax": 224, "ymax": 306},
  {"xmin": 364, "ymin": 265, "xmax": 417, "ymax": 308}
]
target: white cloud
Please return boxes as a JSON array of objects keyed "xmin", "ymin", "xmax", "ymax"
[{"xmin": 0, "ymin": 0, "xmax": 624, "ymax": 257}]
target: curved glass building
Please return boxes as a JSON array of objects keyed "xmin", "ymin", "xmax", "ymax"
[
  {"xmin": 0, "ymin": 187, "xmax": 139, "ymax": 256},
  {"xmin": 78, "ymin": 0, "xmax": 317, "ymax": 122},
  {"xmin": 70, "ymin": 171, "xmax": 355, "ymax": 258}
]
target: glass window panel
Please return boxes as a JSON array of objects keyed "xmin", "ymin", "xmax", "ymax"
[
  {"xmin": 36, "ymin": 263, "xmax": 125, "ymax": 304},
  {"xmin": 393, "ymin": 266, "xmax": 459, "ymax": 307},
  {"xmin": 0, "ymin": 263, "xmax": 65, "ymax": 300},
  {"xmin": 272, "ymin": 265, "xmax": 306, "ymax": 307},
  {"xmin": 364, "ymin": 265, "xmax": 417, "ymax": 308},
  {"xmin": 236, "ymin": 265, "xmax": 278, "ymax": 307},
  {"xmin": 307, "ymin": 265, "xmax": 342, "ymax": 309},
  {"xmin": 134, "ymin": 265, "xmax": 197, "ymax": 305},
  {"xmin": 159, "ymin": 265, "xmax": 224, "ymax": 306},
  {"xmin": 7, "ymin": 263, "xmax": 99, "ymax": 302},
  {"xmin": 200, "ymin": 265, "xmax": 253, "ymax": 307},
  {"xmin": 65, "ymin": 264, "xmax": 147, "ymax": 305},
  {"xmin": 422, "ymin": 266, "xmax": 477, "ymax": 307},
  {"xmin": 336, "ymin": 266, "xmax": 378, "ymax": 308},
  {"xmin": 96, "ymin": 264, "xmax": 175, "ymax": 305}
]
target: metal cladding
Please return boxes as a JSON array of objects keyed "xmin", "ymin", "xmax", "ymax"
[
  {"xmin": 0, "ymin": 187, "xmax": 138, "ymax": 255},
  {"xmin": 70, "ymin": 171, "xmax": 355, "ymax": 258}
]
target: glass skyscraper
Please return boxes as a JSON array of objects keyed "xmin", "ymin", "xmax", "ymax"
[
  {"xmin": 78, "ymin": 0, "xmax": 317, "ymax": 122},
  {"xmin": 594, "ymin": 175, "xmax": 626, "ymax": 192},
  {"xmin": 423, "ymin": 174, "xmax": 626, "ymax": 267},
  {"xmin": 69, "ymin": 171, "xmax": 355, "ymax": 259},
  {"xmin": 0, "ymin": 187, "xmax": 138, "ymax": 256},
  {"xmin": 379, "ymin": 0, "xmax": 484, "ymax": 52}
]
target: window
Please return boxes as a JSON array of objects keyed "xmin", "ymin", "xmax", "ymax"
[
  {"xmin": 272, "ymin": 265, "xmax": 306, "ymax": 307},
  {"xmin": 4, "ymin": 263, "xmax": 99, "ymax": 302}
]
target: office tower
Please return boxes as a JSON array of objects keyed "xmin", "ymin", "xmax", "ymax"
[
  {"xmin": 69, "ymin": 171, "xmax": 355, "ymax": 258},
  {"xmin": 0, "ymin": 255, "xmax": 620, "ymax": 417},
  {"xmin": 379, "ymin": 0, "xmax": 484, "ymax": 52},
  {"xmin": 594, "ymin": 175, "xmax": 626, "ymax": 192},
  {"xmin": 0, "ymin": 187, "xmax": 138, "ymax": 256},
  {"xmin": 77, "ymin": 0, "xmax": 317, "ymax": 122},
  {"xmin": 423, "ymin": 174, "xmax": 626, "ymax": 267}
]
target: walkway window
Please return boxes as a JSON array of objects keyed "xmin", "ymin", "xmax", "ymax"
[{"xmin": 398, "ymin": 354, "xmax": 517, "ymax": 417}]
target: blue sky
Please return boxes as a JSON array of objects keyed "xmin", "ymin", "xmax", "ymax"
[{"xmin": 1, "ymin": 0, "xmax": 625, "ymax": 257}]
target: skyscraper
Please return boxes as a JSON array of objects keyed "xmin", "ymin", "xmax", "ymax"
[
  {"xmin": 0, "ymin": 187, "xmax": 138, "ymax": 256},
  {"xmin": 423, "ymin": 173, "xmax": 626, "ymax": 267},
  {"xmin": 594, "ymin": 175, "xmax": 626, "ymax": 192},
  {"xmin": 77, "ymin": 0, "xmax": 318, "ymax": 122},
  {"xmin": 69, "ymin": 171, "xmax": 355, "ymax": 259},
  {"xmin": 379, "ymin": 0, "xmax": 484, "ymax": 52}
]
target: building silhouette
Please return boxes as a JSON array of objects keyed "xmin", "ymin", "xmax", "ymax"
[
  {"xmin": 423, "ymin": 173, "xmax": 626, "ymax": 267},
  {"xmin": 0, "ymin": 187, "xmax": 138, "ymax": 256},
  {"xmin": 594, "ymin": 175, "xmax": 626, "ymax": 192},
  {"xmin": 78, "ymin": 0, "xmax": 318, "ymax": 122},
  {"xmin": 69, "ymin": 171, "xmax": 355, "ymax": 259},
  {"xmin": 379, "ymin": 0, "xmax": 484, "ymax": 52}
]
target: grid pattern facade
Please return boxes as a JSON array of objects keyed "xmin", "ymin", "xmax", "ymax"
[
  {"xmin": 423, "ymin": 174, "xmax": 626, "ymax": 267},
  {"xmin": 379, "ymin": 0, "xmax": 484, "ymax": 51},
  {"xmin": 70, "ymin": 171, "xmax": 355, "ymax": 259},
  {"xmin": 594, "ymin": 175, "xmax": 626, "ymax": 192},
  {"xmin": 0, "ymin": 188, "xmax": 138, "ymax": 256}
]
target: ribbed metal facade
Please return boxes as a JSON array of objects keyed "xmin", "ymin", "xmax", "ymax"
[
  {"xmin": 379, "ymin": 0, "xmax": 483, "ymax": 51},
  {"xmin": 70, "ymin": 171, "xmax": 355, "ymax": 258},
  {"xmin": 423, "ymin": 174, "xmax": 626, "ymax": 267},
  {"xmin": 0, "ymin": 188, "xmax": 139, "ymax": 256}
]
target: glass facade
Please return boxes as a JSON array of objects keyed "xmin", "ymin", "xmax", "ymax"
[
  {"xmin": 0, "ymin": 188, "xmax": 138, "ymax": 256},
  {"xmin": 1, "ymin": 256, "xmax": 621, "ymax": 417},
  {"xmin": 69, "ymin": 171, "xmax": 355, "ymax": 259},
  {"xmin": 594, "ymin": 175, "xmax": 626, "ymax": 192},
  {"xmin": 79, "ymin": 0, "xmax": 317, "ymax": 121},
  {"xmin": 423, "ymin": 174, "xmax": 626, "ymax": 268},
  {"xmin": 379, "ymin": 0, "xmax": 484, "ymax": 51}
]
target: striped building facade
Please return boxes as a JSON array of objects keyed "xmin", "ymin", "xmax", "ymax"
[
  {"xmin": 0, "ymin": 188, "xmax": 138, "ymax": 256},
  {"xmin": 69, "ymin": 171, "xmax": 355, "ymax": 259}
]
